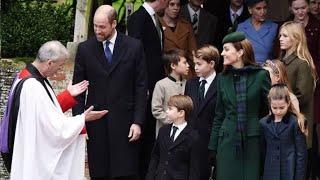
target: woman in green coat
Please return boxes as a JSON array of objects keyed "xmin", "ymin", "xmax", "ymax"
[
  {"xmin": 208, "ymin": 32, "xmax": 271, "ymax": 180},
  {"xmin": 279, "ymin": 21, "xmax": 317, "ymax": 149},
  {"xmin": 278, "ymin": 21, "xmax": 318, "ymax": 178}
]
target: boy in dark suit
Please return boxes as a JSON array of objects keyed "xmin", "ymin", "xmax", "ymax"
[
  {"xmin": 184, "ymin": 45, "xmax": 219, "ymax": 179},
  {"xmin": 146, "ymin": 95, "xmax": 200, "ymax": 180}
]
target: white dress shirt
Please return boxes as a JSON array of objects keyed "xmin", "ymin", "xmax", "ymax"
[
  {"xmin": 187, "ymin": 4, "xmax": 200, "ymax": 23},
  {"xmin": 103, "ymin": 30, "xmax": 117, "ymax": 54},
  {"xmin": 229, "ymin": 6, "xmax": 244, "ymax": 24},
  {"xmin": 170, "ymin": 122, "xmax": 187, "ymax": 141},
  {"xmin": 143, "ymin": 2, "xmax": 157, "ymax": 27},
  {"xmin": 199, "ymin": 71, "xmax": 216, "ymax": 97}
]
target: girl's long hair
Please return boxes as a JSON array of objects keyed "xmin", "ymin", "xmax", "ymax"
[
  {"xmin": 268, "ymin": 84, "xmax": 308, "ymax": 135},
  {"xmin": 263, "ymin": 59, "xmax": 292, "ymax": 90}
]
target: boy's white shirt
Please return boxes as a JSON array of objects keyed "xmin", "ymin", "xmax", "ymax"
[
  {"xmin": 199, "ymin": 71, "xmax": 216, "ymax": 96},
  {"xmin": 170, "ymin": 122, "xmax": 188, "ymax": 141}
]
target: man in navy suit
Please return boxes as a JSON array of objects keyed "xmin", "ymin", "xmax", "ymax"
[
  {"xmin": 180, "ymin": 0, "xmax": 218, "ymax": 47},
  {"xmin": 127, "ymin": 0, "xmax": 169, "ymax": 178},
  {"xmin": 204, "ymin": 0, "xmax": 249, "ymax": 50},
  {"xmin": 72, "ymin": 5, "xmax": 147, "ymax": 180}
]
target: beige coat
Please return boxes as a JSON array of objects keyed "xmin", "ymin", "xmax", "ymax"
[{"xmin": 151, "ymin": 77, "xmax": 186, "ymax": 137}]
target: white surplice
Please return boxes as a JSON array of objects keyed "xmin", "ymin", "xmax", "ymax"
[{"xmin": 10, "ymin": 78, "xmax": 86, "ymax": 180}]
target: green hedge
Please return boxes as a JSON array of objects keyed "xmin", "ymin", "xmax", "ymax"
[{"xmin": 1, "ymin": 1, "xmax": 74, "ymax": 58}]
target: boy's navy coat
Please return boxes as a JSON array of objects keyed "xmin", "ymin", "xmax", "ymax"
[
  {"xmin": 260, "ymin": 113, "xmax": 307, "ymax": 180},
  {"xmin": 184, "ymin": 75, "xmax": 218, "ymax": 178},
  {"xmin": 146, "ymin": 124, "xmax": 200, "ymax": 180}
]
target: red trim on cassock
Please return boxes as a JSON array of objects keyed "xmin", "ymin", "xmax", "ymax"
[
  {"xmin": 56, "ymin": 90, "xmax": 86, "ymax": 134},
  {"xmin": 57, "ymin": 90, "xmax": 77, "ymax": 113},
  {"xmin": 19, "ymin": 68, "xmax": 31, "ymax": 79}
]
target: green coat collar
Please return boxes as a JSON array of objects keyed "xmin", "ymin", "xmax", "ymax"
[
  {"xmin": 222, "ymin": 65, "xmax": 263, "ymax": 107},
  {"xmin": 282, "ymin": 53, "xmax": 297, "ymax": 65}
]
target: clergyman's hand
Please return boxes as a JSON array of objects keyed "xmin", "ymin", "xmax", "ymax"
[
  {"xmin": 128, "ymin": 124, "xmax": 141, "ymax": 142},
  {"xmin": 83, "ymin": 106, "xmax": 108, "ymax": 121},
  {"xmin": 67, "ymin": 80, "xmax": 89, "ymax": 97}
]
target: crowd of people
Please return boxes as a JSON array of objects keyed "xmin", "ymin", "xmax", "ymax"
[{"xmin": 0, "ymin": 0, "xmax": 320, "ymax": 180}]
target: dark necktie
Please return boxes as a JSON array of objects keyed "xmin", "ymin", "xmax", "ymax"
[
  {"xmin": 192, "ymin": 13, "xmax": 198, "ymax": 34},
  {"xmin": 154, "ymin": 14, "xmax": 162, "ymax": 41},
  {"xmin": 199, "ymin": 79, "xmax": 207, "ymax": 102},
  {"xmin": 104, "ymin": 41, "xmax": 112, "ymax": 63},
  {"xmin": 232, "ymin": 13, "xmax": 238, "ymax": 25},
  {"xmin": 170, "ymin": 126, "xmax": 178, "ymax": 142},
  {"xmin": 228, "ymin": 13, "xmax": 239, "ymax": 33}
]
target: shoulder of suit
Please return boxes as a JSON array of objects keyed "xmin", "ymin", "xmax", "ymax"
[
  {"xmin": 158, "ymin": 124, "xmax": 172, "ymax": 134},
  {"xmin": 79, "ymin": 37, "xmax": 98, "ymax": 47},
  {"xmin": 119, "ymin": 33, "xmax": 141, "ymax": 45},
  {"xmin": 181, "ymin": 4, "xmax": 188, "ymax": 10},
  {"xmin": 128, "ymin": 7, "xmax": 146, "ymax": 21},
  {"xmin": 200, "ymin": 9, "xmax": 217, "ymax": 19},
  {"xmin": 187, "ymin": 77, "xmax": 200, "ymax": 85},
  {"xmin": 180, "ymin": 18, "xmax": 192, "ymax": 25},
  {"xmin": 131, "ymin": 6, "xmax": 143, "ymax": 16}
]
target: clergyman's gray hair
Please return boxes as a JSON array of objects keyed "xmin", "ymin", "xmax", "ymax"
[{"xmin": 36, "ymin": 41, "xmax": 69, "ymax": 62}]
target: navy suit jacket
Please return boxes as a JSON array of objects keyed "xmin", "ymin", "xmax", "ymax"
[
  {"xmin": 146, "ymin": 124, "xmax": 200, "ymax": 180},
  {"xmin": 72, "ymin": 33, "xmax": 147, "ymax": 177},
  {"xmin": 260, "ymin": 113, "xmax": 307, "ymax": 180},
  {"xmin": 210, "ymin": 3, "xmax": 250, "ymax": 50},
  {"xmin": 127, "ymin": 6, "xmax": 165, "ymax": 91},
  {"xmin": 180, "ymin": 5, "xmax": 218, "ymax": 47},
  {"xmin": 184, "ymin": 75, "xmax": 218, "ymax": 178}
]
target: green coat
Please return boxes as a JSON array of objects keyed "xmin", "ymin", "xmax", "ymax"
[
  {"xmin": 208, "ymin": 67, "xmax": 270, "ymax": 180},
  {"xmin": 282, "ymin": 53, "xmax": 314, "ymax": 148}
]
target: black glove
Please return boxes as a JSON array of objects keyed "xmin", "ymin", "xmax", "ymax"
[
  {"xmin": 208, "ymin": 150, "xmax": 217, "ymax": 180},
  {"xmin": 208, "ymin": 150, "xmax": 216, "ymax": 167}
]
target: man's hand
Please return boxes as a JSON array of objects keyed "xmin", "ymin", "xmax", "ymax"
[
  {"xmin": 128, "ymin": 124, "xmax": 141, "ymax": 142},
  {"xmin": 67, "ymin": 80, "xmax": 89, "ymax": 97},
  {"xmin": 84, "ymin": 106, "xmax": 108, "ymax": 121}
]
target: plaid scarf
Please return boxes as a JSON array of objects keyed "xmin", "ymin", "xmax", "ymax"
[
  {"xmin": 227, "ymin": 65, "xmax": 263, "ymax": 157},
  {"xmin": 233, "ymin": 71, "xmax": 247, "ymax": 157}
]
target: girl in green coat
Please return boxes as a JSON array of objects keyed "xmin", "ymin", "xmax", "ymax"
[{"xmin": 208, "ymin": 32, "xmax": 271, "ymax": 180}]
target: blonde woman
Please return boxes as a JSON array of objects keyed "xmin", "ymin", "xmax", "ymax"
[{"xmin": 279, "ymin": 21, "xmax": 317, "ymax": 149}]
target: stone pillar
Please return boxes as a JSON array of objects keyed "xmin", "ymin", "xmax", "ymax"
[{"xmin": 73, "ymin": 0, "xmax": 93, "ymax": 42}]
